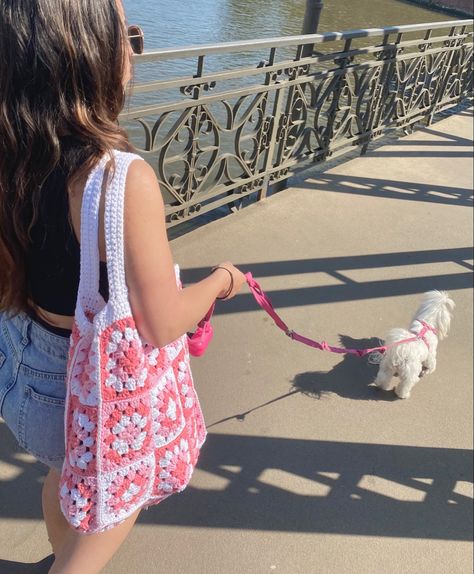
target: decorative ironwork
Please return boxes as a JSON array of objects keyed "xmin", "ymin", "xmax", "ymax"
[{"xmin": 121, "ymin": 20, "xmax": 473, "ymax": 229}]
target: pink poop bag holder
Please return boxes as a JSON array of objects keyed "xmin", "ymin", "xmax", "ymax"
[{"xmin": 187, "ymin": 303, "xmax": 215, "ymax": 357}]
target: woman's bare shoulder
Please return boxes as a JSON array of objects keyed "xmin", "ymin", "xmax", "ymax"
[
  {"xmin": 123, "ymin": 158, "xmax": 166, "ymax": 225},
  {"xmin": 126, "ymin": 157, "xmax": 159, "ymax": 192}
]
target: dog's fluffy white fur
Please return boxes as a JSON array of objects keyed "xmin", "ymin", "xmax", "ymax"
[{"xmin": 373, "ymin": 291, "xmax": 454, "ymax": 399}]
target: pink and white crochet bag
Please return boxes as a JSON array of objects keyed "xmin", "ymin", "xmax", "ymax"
[{"xmin": 59, "ymin": 151, "xmax": 207, "ymax": 533}]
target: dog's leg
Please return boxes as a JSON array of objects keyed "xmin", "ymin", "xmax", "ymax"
[
  {"xmin": 374, "ymin": 360, "xmax": 396, "ymax": 391},
  {"xmin": 422, "ymin": 353, "xmax": 436, "ymax": 375},
  {"xmin": 395, "ymin": 362, "xmax": 422, "ymax": 399}
]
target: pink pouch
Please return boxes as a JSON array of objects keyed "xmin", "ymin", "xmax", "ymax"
[{"xmin": 188, "ymin": 303, "xmax": 215, "ymax": 357}]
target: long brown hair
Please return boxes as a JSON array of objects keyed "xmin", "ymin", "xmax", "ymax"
[{"xmin": 0, "ymin": 0, "xmax": 132, "ymax": 314}]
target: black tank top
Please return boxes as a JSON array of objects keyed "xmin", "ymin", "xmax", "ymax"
[{"xmin": 25, "ymin": 154, "xmax": 109, "ymax": 323}]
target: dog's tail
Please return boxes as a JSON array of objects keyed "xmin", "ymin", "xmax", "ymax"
[
  {"xmin": 429, "ymin": 290, "xmax": 455, "ymax": 309},
  {"xmin": 419, "ymin": 290, "xmax": 455, "ymax": 312},
  {"xmin": 416, "ymin": 291, "xmax": 455, "ymax": 339}
]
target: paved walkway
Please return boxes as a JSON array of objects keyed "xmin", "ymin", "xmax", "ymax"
[{"xmin": 0, "ymin": 109, "xmax": 472, "ymax": 574}]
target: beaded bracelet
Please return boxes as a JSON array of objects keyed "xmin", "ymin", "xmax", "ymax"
[{"xmin": 212, "ymin": 266, "xmax": 234, "ymax": 300}]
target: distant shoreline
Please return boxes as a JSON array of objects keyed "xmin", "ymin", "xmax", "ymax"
[{"xmin": 401, "ymin": 0, "xmax": 473, "ymax": 17}]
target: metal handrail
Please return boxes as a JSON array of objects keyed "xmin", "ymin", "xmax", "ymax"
[
  {"xmin": 133, "ymin": 20, "xmax": 473, "ymax": 62},
  {"xmin": 122, "ymin": 19, "xmax": 473, "ymax": 230},
  {"xmin": 125, "ymin": 29, "xmax": 473, "ymax": 104}
]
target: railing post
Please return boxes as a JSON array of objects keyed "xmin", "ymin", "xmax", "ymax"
[
  {"xmin": 265, "ymin": 45, "xmax": 310, "ymax": 199},
  {"xmin": 258, "ymin": 85, "xmax": 286, "ymax": 201},
  {"xmin": 320, "ymin": 38, "xmax": 353, "ymax": 161},
  {"xmin": 426, "ymin": 25, "xmax": 463, "ymax": 125},
  {"xmin": 301, "ymin": 0, "xmax": 324, "ymax": 57},
  {"xmin": 265, "ymin": 5, "xmax": 325, "ymax": 201},
  {"xmin": 360, "ymin": 32, "xmax": 399, "ymax": 155}
]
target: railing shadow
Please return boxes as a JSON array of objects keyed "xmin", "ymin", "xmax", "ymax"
[
  {"xmin": 180, "ymin": 247, "xmax": 473, "ymax": 314},
  {"xmin": 366, "ymin": 124, "xmax": 473, "ymax": 158},
  {"xmin": 0, "ymin": 426, "xmax": 472, "ymax": 541},
  {"xmin": 299, "ymin": 173, "xmax": 473, "ymax": 207},
  {"xmin": 406, "ymin": 125, "xmax": 473, "ymax": 146},
  {"xmin": 139, "ymin": 435, "xmax": 474, "ymax": 541}
]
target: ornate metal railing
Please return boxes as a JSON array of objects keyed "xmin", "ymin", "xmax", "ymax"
[{"xmin": 120, "ymin": 20, "xmax": 473, "ymax": 229}]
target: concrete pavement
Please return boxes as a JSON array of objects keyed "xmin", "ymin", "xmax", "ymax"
[{"xmin": 0, "ymin": 109, "xmax": 472, "ymax": 574}]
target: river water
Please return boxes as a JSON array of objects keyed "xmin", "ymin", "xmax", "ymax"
[
  {"xmin": 122, "ymin": 0, "xmax": 455, "ymax": 110},
  {"xmin": 123, "ymin": 0, "xmax": 449, "ymax": 51}
]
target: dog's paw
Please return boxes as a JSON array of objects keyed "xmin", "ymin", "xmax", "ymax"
[
  {"xmin": 395, "ymin": 388, "xmax": 411, "ymax": 399},
  {"xmin": 373, "ymin": 380, "xmax": 395, "ymax": 391}
]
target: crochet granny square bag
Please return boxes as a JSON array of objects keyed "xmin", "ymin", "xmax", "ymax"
[{"xmin": 59, "ymin": 151, "xmax": 207, "ymax": 533}]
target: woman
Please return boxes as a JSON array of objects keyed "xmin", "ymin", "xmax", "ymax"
[{"xmin": 0, "ymin": 1, "xmax": 246, "ymax": 572}]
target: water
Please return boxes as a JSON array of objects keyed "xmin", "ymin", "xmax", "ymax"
[
  {"xmin": 123, "ymin": 0, "xmax": 450, "ymax": 51},
  {"xmin": 122, "ymin": 0, "xmax": 455, "ymax": 110}
]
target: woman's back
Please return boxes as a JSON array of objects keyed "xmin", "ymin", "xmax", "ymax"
[{"xmin": 26, "ymin": 139, "xmax": 109, "ymax": 326}]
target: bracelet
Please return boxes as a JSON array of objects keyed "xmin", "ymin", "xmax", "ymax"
[{"xmin": 212, "ymin": 266, "xmax": 234, "ymax": 300}]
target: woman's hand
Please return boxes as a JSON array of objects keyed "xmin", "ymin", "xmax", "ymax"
[{"xmin": 213, "ymin": 261, "xmax": 247, "ymax": 300}]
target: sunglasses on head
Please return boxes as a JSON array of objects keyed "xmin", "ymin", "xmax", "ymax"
[{"xmin": 128, "ymin": 25, "xmax": 144, "ymax": 55}]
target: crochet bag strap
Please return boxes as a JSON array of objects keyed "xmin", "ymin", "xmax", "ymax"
[
  {"xmin": 103, "ymin": 151, "xmax": 144, "ymax": 306},
  {"xmin": 76, "ymin": 155, "xmax": 111, "ymax": 317}
]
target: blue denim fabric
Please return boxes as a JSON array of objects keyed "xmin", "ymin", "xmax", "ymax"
[{"xmin": 0, "ymin": 312, "xmax": 69, "ymax": 471}]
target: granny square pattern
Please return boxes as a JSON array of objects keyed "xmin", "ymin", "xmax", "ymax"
[{"xmin": 59, "ymin": 152, "xmax": 206, "ymax": 533}]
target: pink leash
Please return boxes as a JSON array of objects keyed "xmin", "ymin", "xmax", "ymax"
[
  {"xmin": 188, "ymin": 273, "xmax": 437, "ymax": 357},
  {"xmin": 244, "ymin": 272, "xmax": 437, "ymax": 357}
]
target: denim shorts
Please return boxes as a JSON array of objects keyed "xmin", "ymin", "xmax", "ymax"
[{"xmin": 0, "ymin": 311, "xmax": 70, "ymax": 472}]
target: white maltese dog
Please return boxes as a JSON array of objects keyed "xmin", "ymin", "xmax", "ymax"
[{"xmin": 373, "ymin": 291, "xmax": 454, "ymax": 399}]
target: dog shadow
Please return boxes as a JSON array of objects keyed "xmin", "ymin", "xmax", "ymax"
[{"xmin": 291, "ymin": 335, "xmax": 397, "ymax": 402}]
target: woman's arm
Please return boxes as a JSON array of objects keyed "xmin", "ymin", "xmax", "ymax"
[{"xmin": 123, "ymin": 160, "xmax": 246, "ymax": 347}]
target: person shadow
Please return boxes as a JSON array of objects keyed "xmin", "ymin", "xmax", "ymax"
[
  {"xmin": 291, "ymin": 335, "xmax": 397, "ymax": 401},
  {"xmin": 0, "ymin": 554, "xmax": 55, "ymax": 573}
]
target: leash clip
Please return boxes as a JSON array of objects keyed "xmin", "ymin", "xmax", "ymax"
[{"xmin": 285, "ymin": 329, "xmax": 295, "ymax": 339}]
